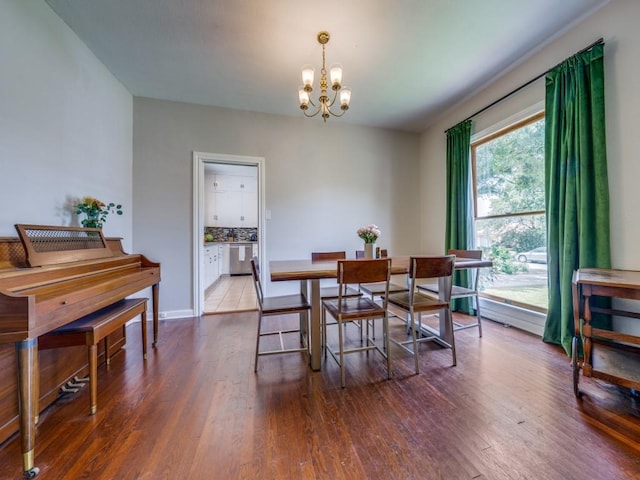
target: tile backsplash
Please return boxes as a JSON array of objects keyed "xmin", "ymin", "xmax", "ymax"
[{"xmin": 204, "ymin": 227, "xmax": 258, "ymax": 242}]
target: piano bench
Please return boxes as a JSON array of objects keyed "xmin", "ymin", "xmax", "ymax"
[{"xmin": 40, "ymin": 298, "xmax": 148, "ymax": 415}]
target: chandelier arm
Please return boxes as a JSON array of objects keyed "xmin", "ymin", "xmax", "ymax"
[
  {"xmin": 328, "ymin": 108, "xmax": 348, "ymax": 118},
  {"xmin": 303, "ymin": 107, "xmax": 322, "ymax": 118},
  {"xmin": 325, "ymin": 89, "xmax": 339, "ymax": 108}
]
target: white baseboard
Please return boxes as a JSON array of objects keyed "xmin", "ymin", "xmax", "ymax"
[
  {"xmin": 126, "ymin": 309, "xmax": 194, "ymax": 324},
  {"xmin": 158, "ymin": 309, "xmax": 195, "ymax": 320}
]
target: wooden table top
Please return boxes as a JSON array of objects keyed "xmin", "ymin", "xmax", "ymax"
[
  {"xmin": 573, "ymin": 268, "xmax": 640, "ymax": 289},
  {"xmin": 270, "ymin": 256, "xmax": 493, "ymax": 282}
]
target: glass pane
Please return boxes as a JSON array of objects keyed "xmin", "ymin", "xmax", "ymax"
[
  {"xmin": 476, "ymin": 214, "xmax": 548, "ymax": 310},
  {"xmin": 475, "ymin": 118, "xmax": 545, "ymax": 217}
]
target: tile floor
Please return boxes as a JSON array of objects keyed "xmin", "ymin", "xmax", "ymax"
[{"xmin": 204, "ymin": 274, "xmax": 258, "ymax": 314}]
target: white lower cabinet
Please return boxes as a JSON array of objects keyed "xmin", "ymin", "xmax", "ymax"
[{"xmin": 204, "ymin": 245, "xmax": 220, "ymax": 288}]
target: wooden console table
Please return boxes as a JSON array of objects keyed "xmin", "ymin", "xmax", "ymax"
[{"xmin": 572, "ymin": 268, "xmax": 640, "ymax": 397}]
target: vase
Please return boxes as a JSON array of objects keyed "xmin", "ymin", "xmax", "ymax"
[
  {"xmin": 364, "ymin": 243, "xmax": 375, "ymax": 259},
  {"xmin": 83, "ymin": 213, "xmax": 102, "ymax": 229}
]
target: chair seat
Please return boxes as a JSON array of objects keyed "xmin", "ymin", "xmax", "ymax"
[
  {"xmin": 261, "ymin": 294, "xmax": 310, "ymax": 315},
  {"xmin": 320, "ymin": 285, "xmax": 362, "ymax": 299},
  {"xmin": 360, "ymin": 282, "xmax": 408, "ymax": 296},
  {"xmin": 418, "ymin": 284, "xmax": 476, "ymax": 297},
  {"xmin": 386, "ymin": 291, "xmax": 449, "ymax": 313},
  {"xmin": 323, "ymin": 297, "xmax": 385, "ymax": 321}
]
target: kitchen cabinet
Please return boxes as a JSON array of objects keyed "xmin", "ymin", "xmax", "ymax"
[
  {"xmin": 212, "ymin": 251, "xmax": 219, "ymax": 285},
  {"xmin": 238, "ymin": 176, "xmax": 256, "ymax": 193},
  {"xmin": 204, "ymin": 245, "xmax": 219, "ymax": 288},
  {"xmin": 212, "ymin": 191, "xmax": 242, "ymax": 227},
  {"xmin": 211, "ymin": 174, "xmax": 227, "ymax": 192},
  {"xmin": 223, "ymin": 175, "xmax": 255, "ymax": 193},
  {"xmin": 241, "ymin": 191, "xmax": 258, "ymax": 227},
  {"xmin": 205, "ymin": 174, "xmax": 258, "ymax": 227}
]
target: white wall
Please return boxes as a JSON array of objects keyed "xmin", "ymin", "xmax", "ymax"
[
  {"xmin": 0, "ymin": 1, "xmax": 132, "ymax": 244},
  {"xmin": 419, "ymin": 0, "xmax": 640, "ymax": 331},
  {"xmin": 133, "ymin": 98, "xmax": 421, "ymax": 314}
]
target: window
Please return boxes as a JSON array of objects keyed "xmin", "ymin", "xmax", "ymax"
[{"xmin": 472, "ymin": 112, "xmax": 547, "ymax": 312}]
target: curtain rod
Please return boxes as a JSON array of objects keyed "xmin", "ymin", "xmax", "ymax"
[{"xmin": 445, "ymin": 37, "xmax": 604, "ymax": 133}]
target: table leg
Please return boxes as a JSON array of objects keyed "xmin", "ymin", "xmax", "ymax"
[
  {"xmin": 418, "ymin": 276, "xmax": 454, "ymax": 348},
  {"xmin": 439, "ymin": 276, "xmax": 454, "ymax": 344},
  {"xmin": 309, "ymin": 279, "xmax": 321, "ymax": 371},
  {"xmin": 16, "ymin": 338, "xmax": 40, "ymax": 478}
]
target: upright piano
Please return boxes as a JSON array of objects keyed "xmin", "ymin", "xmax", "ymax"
[{"xmin": 0, "ymin": 225, "xmax": 161, "ymax": 478}]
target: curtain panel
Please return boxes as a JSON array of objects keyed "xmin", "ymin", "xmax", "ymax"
[
  {"xmin": 445, "ymin": 119, "xmax": 474, "ymax": 313},
  {"xmin": 543, "ymin": 43, "xmax": 611, "ymax": 355}
]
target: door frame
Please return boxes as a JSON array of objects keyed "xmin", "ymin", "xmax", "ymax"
[{"xmin": 192, "ymin": 152, "xmax": 266, "ymax": 316}]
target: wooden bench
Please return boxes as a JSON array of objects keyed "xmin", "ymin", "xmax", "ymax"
[{"xmin": 39, "ymin": 298, "xmax": 148, "ymax": 415}]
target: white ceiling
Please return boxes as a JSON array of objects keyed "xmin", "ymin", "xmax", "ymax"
[{"xmin": 45, "ymin": 0, "xmax": 610, "ymax": 132}]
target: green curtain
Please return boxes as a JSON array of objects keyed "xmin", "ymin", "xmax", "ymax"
[
  {"xmin": 543, "ymin": 43, "xmax": 611, "ymax": 355},
  {"xmin": 445, "ymin": 119, "xmax": 474, "ymax": 313}
]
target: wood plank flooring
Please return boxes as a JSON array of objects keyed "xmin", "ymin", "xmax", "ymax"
[{"xmin": 1, "ymin": 313, "xmax": 639, "ymax": 479}]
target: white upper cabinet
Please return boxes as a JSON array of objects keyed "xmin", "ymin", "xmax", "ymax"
[
  {"xmin": 205, "ymin": 173, "xmax": 258, "ymax": 227},
  {"xmin": 212, "ymin": 175, "xmax": 227, "ymax": 192},
  {"xmin": 239, "ymin": 176, "xmax": 257, "ymax": 193},
  {"xmin": 241, "ymin": 191, "xmax": 258, "ymax": 227}
]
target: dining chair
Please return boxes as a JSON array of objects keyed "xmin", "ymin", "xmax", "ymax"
[
  {"xmin": 250, "ymin": 257, "xmax": 311, "ymax": 372},
  {"xmin": 322, "ymin": 258, "xmax": 392, "ymax": 387},
  {"xmin": 417, "ymin": 249, "xmax": 483, "ymax": 337},
  {"xmin": 312, "ymin": 251, "xmax": 362, "ymax": 300},
  {"xmin": 359, "ymin": 249, "xmax": 408, "ymax": 299},
  {"xmin": 385, "ymin": 255, "xmax": 456, "ymax": 374},
  {"xmin": 358, "ymin": 249, "xmax": 409, "ymax": 339},
  {"xmin": 312, "ymin": 251, "xmax": 363, "ymax": 349}
]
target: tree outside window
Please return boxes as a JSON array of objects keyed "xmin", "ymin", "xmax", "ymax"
[{"xmin": 472, "ymin": 112, "xmax": 547, "ymax": 311}]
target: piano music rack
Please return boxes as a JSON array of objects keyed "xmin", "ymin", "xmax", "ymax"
[{"xmin": 15, "ymin": 224, "xmax": 114, "ymax": 267}]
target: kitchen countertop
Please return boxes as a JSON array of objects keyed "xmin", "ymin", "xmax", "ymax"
[{"xmin": 204, "ymin": 241, "xmax": 257, "ymax": 245}]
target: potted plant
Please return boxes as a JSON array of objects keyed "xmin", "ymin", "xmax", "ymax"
[{"xmin": 357, "ymin": 224, "xmax": 381, "ymax": 259}]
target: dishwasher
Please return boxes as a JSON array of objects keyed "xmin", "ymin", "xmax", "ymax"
[{"xmin": 229, "ymin": 243, "xmax": 253, "ymax": 275}]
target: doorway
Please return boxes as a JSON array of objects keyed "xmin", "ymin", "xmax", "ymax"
[{"xmin": 192, "ymin": 152, "xmax": 265, "ymax": 316}]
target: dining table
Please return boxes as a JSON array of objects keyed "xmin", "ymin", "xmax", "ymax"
[{"xmin": 269, "ymin": 255, "xmax": 493, "ymax": 371}]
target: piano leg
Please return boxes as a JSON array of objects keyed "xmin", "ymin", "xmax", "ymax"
[
  {"xmin": 16, "ymin": 338, "xmax": 40, "ymax": 478},
  {"xmin": 152, "ymin": 283, "xmax": 159, "ymax": 347}
]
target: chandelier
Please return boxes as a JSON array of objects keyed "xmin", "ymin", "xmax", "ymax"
[{"xmin": 298, "ymin": 31, "xmax": 351, "ymax": 121}]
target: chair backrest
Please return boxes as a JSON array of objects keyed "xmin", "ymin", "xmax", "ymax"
[
  {"xmin": 409, "ymin": 255, "xmax": 456, "ymax": 301},
  {"xmin": 448, "ymin": 248, "xmax": 482, "ymax": 260},
  {"xmin": 338, "ymin": 259, "xmax": 390, "ymax": 286},
  {"xmin": 250, "ymin": 256, "xmax": 264, "ymax": 307},
  {"xmin": 312, "ymin": 251, "xmax": 347, "ymax": 262}
]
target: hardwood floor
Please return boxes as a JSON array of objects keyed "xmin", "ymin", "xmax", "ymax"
[{"xmin": 1, "ymin": 313, "xmax": 639, "ymax": 479}]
